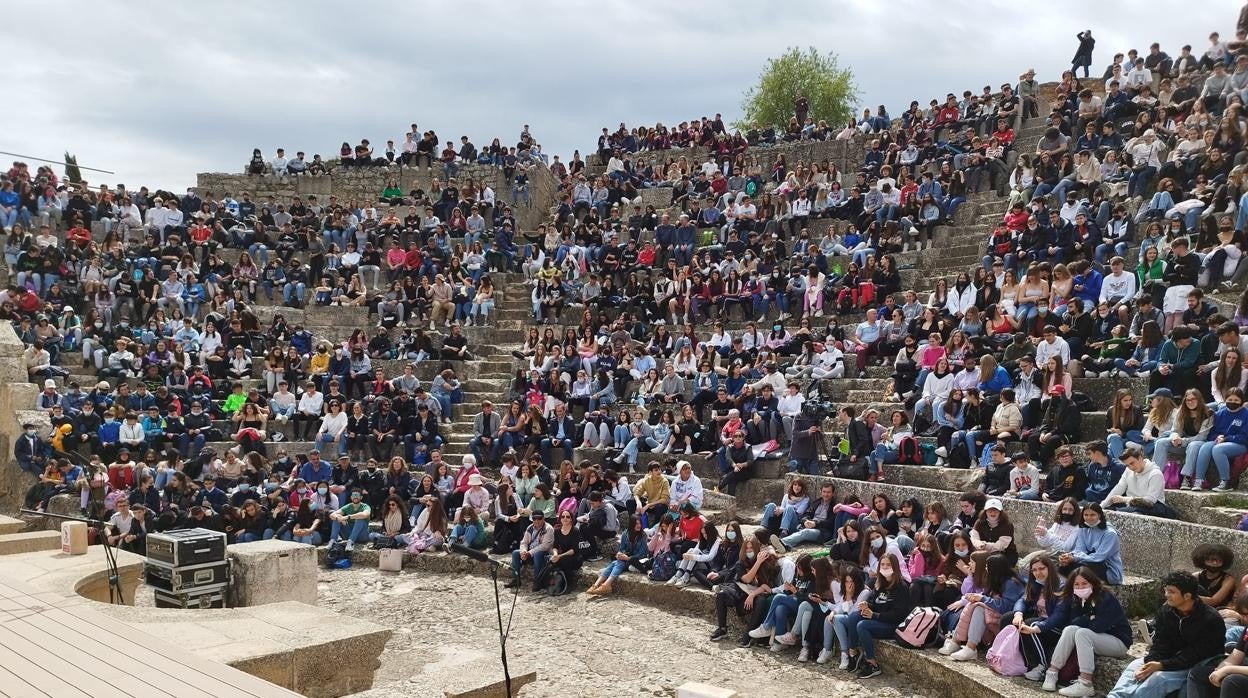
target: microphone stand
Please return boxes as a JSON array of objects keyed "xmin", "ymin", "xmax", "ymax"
[
  {"xmin": 21, "ymin": 508, "xmax": 125, "ymax": 605},
  {"xmin": 452, "ymin": 542, "xmax": 517, "ymax": 698}
]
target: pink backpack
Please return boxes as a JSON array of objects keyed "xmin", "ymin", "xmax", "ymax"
[
  {"xmin": 894, "ymin": 606, "xmax": 941, "ymax": 649},
  {"xmin": 557, "ymin": 496, "xmax": 577, "ymax": 516},
  {"xmin": 985, "ymin": 624, "xmax": 1026, "ymax": 676}
]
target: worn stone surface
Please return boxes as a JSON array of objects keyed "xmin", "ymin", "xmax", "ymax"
[
  {"xmin": 228, "ymin": 539, "xmax": 319, "ymax": 607},
  {"xmin": 318, "ymin": 557, "xmax": 920, "ymax": 698},
  {"xmin": 0, "ymin": 321, "xmax": 40, "ymax": 513},
  {"xmin": 124, "ymin": 592, "xmax": 392, "ymax": 698}
]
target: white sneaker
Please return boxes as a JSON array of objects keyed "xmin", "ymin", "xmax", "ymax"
[
  {"xmin": 674, "ymin": 574, "xmax": 690, "ymax": 587},
  {"xmin": 776, "ymin": 632, "xmax": 798, "ymax": 646},
  {"xmin": 816, "ymin": 648, "xmax": 833, "ymax": 664},
  {"xmin": 934, "ymin": 446, "xmax": 948, "ymax": 458},
  {"xmin": 949, "ymin": 646, "xmax": 977, "ymax": 661},
  {"xmin": 747, "ymin": 626, "xmax": 772, "ymax": 639},
  {"xmin": 1024, "ymin": 665, "xmax": 1047, "ymax": 681},
  {"xmin": 797, "ymin": 647, "xmax": 810, "ymax": 662},
  {"xmin": 1042, "ymin": 670, "xmax": 1059, "ymax": 692},
  {"xmin": 1058, "ymin": 680, "xmax": 1095, "ymax": 698},
  {"xmin": 838, "ymin": 653, "xmax": 851, "ymax": 670},
  {"xmin": 769, "ymin": 638, "xmax": 783, "ymax": 652},
  {"xmin": 938, "ymin": 637, "xmax": 960, "ymax": 655},
  {"xmin": 665, "ymin": 573, "xmax": 681, "ymax": 586},
  {"xmin": 343, "ymin": 540, "xmax": 354, "ymax": 552}
]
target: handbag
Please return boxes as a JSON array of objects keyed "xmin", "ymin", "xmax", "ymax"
[
  {"xmin": 985, "ymin": 624, "xmax": 1027, "ymax": 676},
  {"xmin": 378, "ymin": 548, "xmax": 404, "ymax": 572}
]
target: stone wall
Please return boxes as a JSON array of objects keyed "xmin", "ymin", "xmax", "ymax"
[
  {"xmin": 587, "ymin": 135, "xmax": 866, "ymax": 177},
  {"xmin": 0, "ymin": 322, "xmax": 40, "ymax": 514},
  {"xmin": 196, "ymin": 161, "xmax": 560, "ymax": 231}
]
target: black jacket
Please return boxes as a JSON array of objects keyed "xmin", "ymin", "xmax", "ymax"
[
  {"xmin": 846, "ymin": 418, "xmax": 873, "ymax": 459},
  {"xmin": 1145, "ymin": 599, "xmax": 1226, "ymax": 671},
  {"xmin": 1040, "ymin": 396, "xmax": 1081, "ymax": 440}
]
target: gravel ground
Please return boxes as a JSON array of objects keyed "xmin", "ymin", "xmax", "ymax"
[{"xmin": 310, "ymin": 564, "xmax": 927, "ymax": 698}]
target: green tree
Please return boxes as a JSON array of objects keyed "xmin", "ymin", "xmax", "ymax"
[
  {"xmin": 64, "ymin": 152, "xmax": 83, "ymax": 184},
  {"xmin": 739, "ymin": 47, "xmax": 858, "ymax": 132}
]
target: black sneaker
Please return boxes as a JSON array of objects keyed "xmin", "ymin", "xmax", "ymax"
[
  {"xmin": 503, "ymin": 577, "xmax": 520, "ymax": 589},
  {"xmin": 846, "ymin": 652, "xmax": 862, "ymax": 673},
  {"xmin": 737, "ymin": 634, "xmax": 753, "ymax": 647},
  {"xmin": 710, "ymin": 627, "xmax": 728, "ymax": 641},
  {"xmin": 856, "ymin": 661, "xmax": 882, "ymax": 679}
]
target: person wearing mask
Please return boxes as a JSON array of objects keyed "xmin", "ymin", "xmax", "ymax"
[
  {"xmin": 1190, "ymin": 388, "xmax": 1248, "ymax": 492},
  {"xmin": 1024, "ymin": 566, "xmax": 1133, "ymax": 696}
]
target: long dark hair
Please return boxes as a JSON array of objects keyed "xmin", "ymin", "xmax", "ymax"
[
  {"xmin": 983, "ymin": 553, "xmax": 1021, "ymax": 596},
  {"xmin": 875, "ymin": 553, "xmax": 904, "ymax": 591},
  {"xmin": 1025, "ymin": 556, "xmax": 1062, "ymax": 606},
  {"xmin": 1062, "ymin": 565, "xmax": 1107, "ymax": 604}
]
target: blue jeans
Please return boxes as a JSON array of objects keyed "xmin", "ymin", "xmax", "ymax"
[
  {"xmin": 510, "ymin": 549, "xmax": 548, "ymax": 582},
  {"xmin": 238, "ymin": 531, "xmax": 261, "ymax": 543},
  {"xmin": 1095, "ymin": 241, "xmax": 1129, "ymax": 265},
  {"xmin": 1194, "ymin": 441, "xmax": 1248, "ymax": 483},
  {"xmin": 1107, "ymin": 657, "xmax": 1188, "ymax": 698},
  {"xmin": 825, "ymin": 612, "xmax": 853, "ymax": 651},
  {"xmin": 622, "ymin": 436, "xmax": 658, "ymax": 465},
  {"xmin": 319, "ymin": 433, "xmax": 347, "ymax": 456},
  {"xmin": 541, "ymin": 438, "xmax": 574, "ymax": 465},
  {"xmin": 837, "ymin": 610, "xmax": 894, "ymax": 660},
  {"xmin": 283, "ymin": 282, "xmax": 306, "ymax": 304},
  {"xmin": 1106, "ymin": 431, "xmax": 1142, "ymax": 459},
  {"xmin": 601, "ymin": 559, "xmax": 629, "ymax": 579},
  {"xmin": 781, "ymin": 527, "xmax": 824, "ymax": 548},
  {"xmin": 762, "ymin": 503, "xmax": 803, "ymax": 534},
  {"xmin": 295, "ymin": 531, "xmax": 322, "ymax": 545},
  {"xmin": 450, "ymin": 523, "xmax": 484, "ymax": 548},
  {"xmin": 1128, "ymin": 166, "xmax": 1157, "ymax": 198},
  {"xmin": 762, "ymin": 593, "xmax": 800, "ymax": 633},
  {"xmin": 1016, "ymin": 302, "xmax": 1038, "ymax": 327},
  {"xmin": 1017, "ymin": 487, "xmax": 1043, "ymax": 500},
  {"xmin": 330, "ymin": 518, "xmax": 369, "ymax": 544}
]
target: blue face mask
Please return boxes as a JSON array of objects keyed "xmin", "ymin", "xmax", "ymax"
[
  {"xmin": 954, "ymin": 548, "xmax": 969, "ymax": 558},
  {"xmin": 238, "ymin": 483, "xmax": 250, "ymax": 492}
]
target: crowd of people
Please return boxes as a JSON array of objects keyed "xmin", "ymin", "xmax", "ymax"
[{"xmin": 7, "ymin": 10, "xmax": 1248, "ymax": 698}]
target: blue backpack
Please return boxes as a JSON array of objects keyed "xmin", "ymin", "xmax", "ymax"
[{"xmin": 649, "ymin": 550, "xmax": 677, "ymax": 582}]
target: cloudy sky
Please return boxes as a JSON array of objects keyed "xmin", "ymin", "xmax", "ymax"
[{"xmin": 7, "ymin": 0, "xmax": 1236, "ymax": 190}]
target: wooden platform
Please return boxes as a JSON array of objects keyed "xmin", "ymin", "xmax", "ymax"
[{"xmin": 0, "ymin": 578, "xmax": 300, "ymax": 698}]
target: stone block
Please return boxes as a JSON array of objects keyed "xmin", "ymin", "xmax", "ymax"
[
  {"xmin": 228, "ymin": 539, "xmax": 318, "ymax": 607},
  {"xmin": 677, "ymin": 683, "xmax": 738, "ymax": 698},
  {"xmin": 441, "ymin": 665, "xmax": 537, "ymax": 698}
]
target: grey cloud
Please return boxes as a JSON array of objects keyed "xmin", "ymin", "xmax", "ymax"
[{"xmin": 5, "ymin": 0, "xmax": 1230, "ymax": 189}]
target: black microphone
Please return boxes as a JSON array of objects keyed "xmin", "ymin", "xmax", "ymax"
[{"xmin": 449, "ymin": 541, "xmax": 490, "ymax": 563}]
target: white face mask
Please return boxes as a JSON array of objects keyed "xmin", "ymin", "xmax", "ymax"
[
  {"xmin": 871, "ymin": 537, "xmax": 884, "ymax": 550},
  {"xmin": 725, "ymin": 531, "xmax": 737, "ymax": 542},
  {"xmin": 1072, "ymin": 586, "xmax": 1092, "ymax": 600},
  {"xmin": 879, "ymin": 567, "xmax": 894, "ymax": 579}
]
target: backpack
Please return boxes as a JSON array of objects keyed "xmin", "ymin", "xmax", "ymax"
[
  {"xmin": 649, "ymin": 550, "xmax": 677, "ymax": 582},
  {"xmin": 1162, "ymin": 459, "xmax": 1182, "ymax": 490},
  {"xmin": 324, "ymin": 540, "xmax": 352, "ymax": 568},
  {"xmin": 1232, "ymin": 453, "xmax": 1248, "ymax": 488},
  {"xmin": 945, "ymin": 440, "xmax": 971, "ymax": 469},
  {"xmin": 919, "ymin": 442, "xmax": 938, "ymax": 466},
  {"xmin": 894, "ymin": 606, "xmax": 942, "ymax": 649},
  {"xmin": 896, "ymin": 436, "xmax": 922, "ymax": 465},
  {"xmin": 546, "ymin": 568, "xmax": 572, "ymax": 596},
  {"xmin": 1070, "ymin": 391, "xmax": 1093, "ymax": 413},
  {"xmin": 985, "ymin": 624, "xmax": 1026, "ymax": 676}
]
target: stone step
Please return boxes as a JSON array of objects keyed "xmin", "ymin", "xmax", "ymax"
[
  {"xmin": 0, "ymin": 531, "xmax": 63, "ymax": 556},
  {"xmin": 0, "ymin": 515, "xmax": 27, "ymax": 536}
]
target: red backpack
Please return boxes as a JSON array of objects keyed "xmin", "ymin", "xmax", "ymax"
[{"xmin": 896, "ymin": 436, "xmax": 922, "ymax": 465}]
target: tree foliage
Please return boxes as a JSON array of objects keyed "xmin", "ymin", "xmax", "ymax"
[
  {"xmin": 64, "ymin": 152, "xmax": 82, "ymax": 184},
  {"xmin": 739, "ymin": 47, "xmax": 858, "ymax": 132}
]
